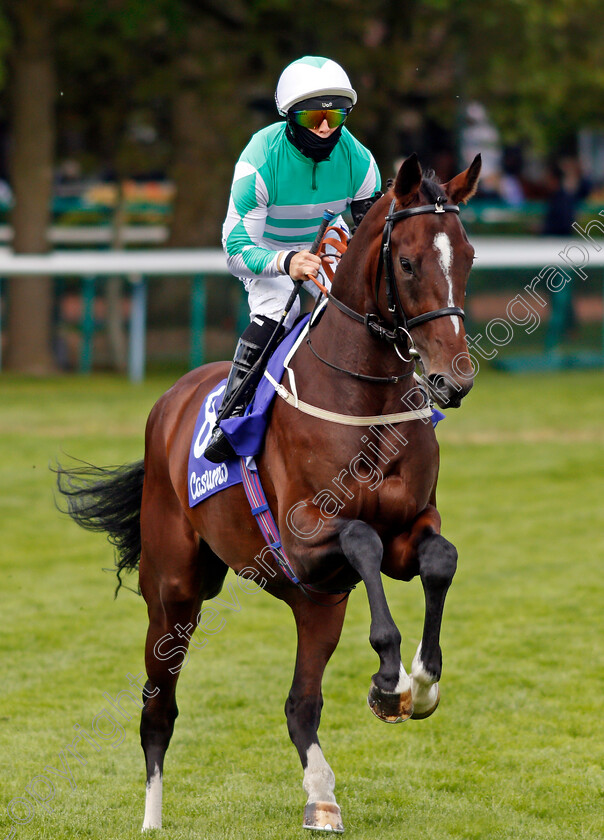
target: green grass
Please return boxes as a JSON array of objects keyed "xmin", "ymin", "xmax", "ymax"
[{"xmin": 0, "ymin": 369, "xmax": 603, "ymax": 840}]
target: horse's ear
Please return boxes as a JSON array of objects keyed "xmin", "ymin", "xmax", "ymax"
[
  {"xmin": 444, "ymin": 154, "xmax": 482, "ymax": 205},
  {"xmin": 393, "ymin": 153, "xmax": 423, "ymax": 205}
]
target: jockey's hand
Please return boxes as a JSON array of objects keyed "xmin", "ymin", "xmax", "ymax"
[{"xmin": 288, "ymin": 250, "xmax": 322, "ymax": 281}]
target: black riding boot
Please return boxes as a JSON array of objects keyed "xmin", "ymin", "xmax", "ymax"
[{"xmin": 203, "ymin": 316, "xmax": 281, "ymax": 463}]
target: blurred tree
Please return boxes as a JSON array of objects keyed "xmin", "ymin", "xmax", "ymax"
[
  {"xmin": 1, "ymin": 0, "xmax": 603, "ymax": 372},
  {"xmin": 168, "ymin": 1, "xmax": 249, "ymax": 248},
  {"xmin": 52, "ymin": 0, "xmax": 254, "ymax": 323},
  {"xmin": 3, "ymin": 0, "xmax": 57, "ymax": 373},
  {"xmin": 448, "ymin": 0, "xmax": 604, "ymax": 153}
]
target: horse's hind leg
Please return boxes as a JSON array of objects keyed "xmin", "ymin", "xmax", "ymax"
[
  {"xmin": 411, "ymin": 533, "xmax": 457, "ymax": 719},
  {"xmin": 138, "ymin": 488, "xmax": 227, "ymax": 830},
  {"xmin": 339, "ymin": 520, "xmax": 412, "ymax": 723},
  {"xmin": 286, "ymin": 595, "xmax": 348, "ymax": 833}
]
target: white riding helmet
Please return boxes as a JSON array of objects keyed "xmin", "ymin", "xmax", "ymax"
[{"xmin": 275, "ymin": 56, "xmax": 357, "ymax": 116}]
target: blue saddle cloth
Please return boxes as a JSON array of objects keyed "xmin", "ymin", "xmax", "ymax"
[
  {"xmin": 187, "ymin": 314, "xmax": 445, "ymax": 508},
  {"xmin": 188, "ymin": 316, "xmax": 310, "ymax": 507}
]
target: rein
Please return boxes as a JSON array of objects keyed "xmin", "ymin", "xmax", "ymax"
[
  {"xmin": 306, "ymin": 329, "xmax": 414, "ymax": 384},
  {"xmin": 307, "ymin": 225, "xmax": 416, "ymax": 382},
  {"xmin": 260, "ymin": 201, "xmax": 464, "ymax": 604},
  {"xmin": 310, "ymin": 197, "xmax": 466, "ymax": 365}
]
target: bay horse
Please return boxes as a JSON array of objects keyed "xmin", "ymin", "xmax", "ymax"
[{"xmin": 58, "ymin": 152, "xmax": 481, "ymax": 833}]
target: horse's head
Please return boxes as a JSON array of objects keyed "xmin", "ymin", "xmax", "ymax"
[{"xmin": 376, "ymin": 153, "xmax": 481, "ymax": 408}]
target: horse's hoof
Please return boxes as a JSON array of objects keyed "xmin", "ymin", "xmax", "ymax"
[
  {"xmin": 410, "ymin": 683, "xmax": 440, "ymax": 720},
  {"xmin": 367, "ymin": 680, "xmax": 413, "ymax": 723},
  {"xmin": 303, "ymin": 801, "xmax": 344, "ymax": 833}
]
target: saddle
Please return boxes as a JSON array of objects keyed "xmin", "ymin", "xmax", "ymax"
[{"xmin": 187, "ymin": 315, "xmax": 311, "ymax": 508}]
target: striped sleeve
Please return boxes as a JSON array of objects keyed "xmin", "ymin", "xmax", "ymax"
[
  {"xmin": 353, "ymin": 152, "xmax": 381, "ymax": 202},
  {"xmin": 222, "ymin": 154, "xmax": 284, "ymax": 280}
]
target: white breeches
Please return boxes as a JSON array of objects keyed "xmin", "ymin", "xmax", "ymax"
[
  {"xmin": 241, "ymin": 226, "xmax": 345, "ymax": 331},
  {"xmin": 244, "ymin": 274, "xmax": 325, "ymax": 330}
]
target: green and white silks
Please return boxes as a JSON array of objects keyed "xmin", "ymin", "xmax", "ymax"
[{"xmin": 222, "ymin": 122, "xmax": 381, "ymax": 282}]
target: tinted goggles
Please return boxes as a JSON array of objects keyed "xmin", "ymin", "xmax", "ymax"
[{"xmin": 289, "ymin": 108, "xmax": 350, "ymax": 130}]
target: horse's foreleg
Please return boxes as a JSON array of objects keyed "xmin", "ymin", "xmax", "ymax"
[
  {"xmin": 339, "ymin": 520, "xmax": 411, "ymax": 723},
  {"xmin": 411, "ymin": 532, "xmax": 457, "ymax": 719},
  {"xmin": 286, "ymin": 595, "xmax": 347, "ymax": 833}
]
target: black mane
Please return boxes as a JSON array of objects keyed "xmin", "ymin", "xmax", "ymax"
[
  {"xmin": 385, "ymin": 167, "xmax": 446, "ymax": 202},
  {"xmin": 421, "ymin": 169, "xmax": 446, "ymax": 202}
]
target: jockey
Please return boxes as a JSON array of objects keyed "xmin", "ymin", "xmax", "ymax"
[{"xmin": 204, "ymin": 55, "xmax": 382, "ymax": 463}]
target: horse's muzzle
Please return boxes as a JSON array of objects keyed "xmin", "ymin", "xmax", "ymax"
[{"xmin": 427, "ymin": 373, "xmax": 473, "ymax": 409}]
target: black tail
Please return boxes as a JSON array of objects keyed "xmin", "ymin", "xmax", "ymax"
[{"xmin": 55, "ymin": 459, "xmax": 145, "ymax": 595}]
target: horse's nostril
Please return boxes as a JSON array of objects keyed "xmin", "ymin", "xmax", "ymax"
[
  {"xmin": 427, "ymin": 373, "xmax": 472, "ymax": 408},
  {"xmin": 427, "ymin": 374, "xmax": 449, "ymax": 401}
]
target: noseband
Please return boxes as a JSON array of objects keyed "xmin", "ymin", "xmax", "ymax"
[{"xmin": 327, "ymin": 196, "xmax": 466, "ymax": 345}]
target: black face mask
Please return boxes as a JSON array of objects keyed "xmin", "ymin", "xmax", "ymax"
[{"xmin": 286, "ymin": 121, "xmax": 343, "ymax": 162}]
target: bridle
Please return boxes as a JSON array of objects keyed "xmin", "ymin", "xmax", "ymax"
[{"xmin": 307, "ymin": 195, "xmax": 466, "ymax": 381}]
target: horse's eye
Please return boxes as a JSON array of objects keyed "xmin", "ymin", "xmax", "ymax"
[{"xmin": 399, "ymin": 257, "xmax": 413, "ymax": 274}]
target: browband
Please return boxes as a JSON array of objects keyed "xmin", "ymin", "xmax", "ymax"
[{"xmin": 386, "ymin": 201, "xmax": 460, "ymax": 223}]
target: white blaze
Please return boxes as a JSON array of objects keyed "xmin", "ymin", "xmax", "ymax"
[{"xmin": 433, "ymin": 232, "xmax": 459, "ymax": 334}]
